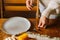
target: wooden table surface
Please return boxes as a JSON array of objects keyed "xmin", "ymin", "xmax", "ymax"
[
  {"xmin": 37, "ymin": 18, "xmax": 60, "ymax": 37},
  {"xmin": 0, "ymin": 19, "xmax": 10, "ymax": 40},
  {"xmin": 0, "ymin": 18, "xmax": 60, "ymax": 40},
  {"xmin": 0, "ymin": 18, "xmax": 36, "ymax": 40}
]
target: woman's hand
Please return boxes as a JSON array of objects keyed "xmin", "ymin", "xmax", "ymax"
[
  {"xmin": 38, "ymin": 16, "xmax": 49, "ymax": 28},
  {"xmin": 26, "ymin": 0, "xmax": 34, "ymax": 10}
]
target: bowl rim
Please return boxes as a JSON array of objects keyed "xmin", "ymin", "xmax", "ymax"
[{"xmin": 1, "ymin": 17, "xmax": 31, "ymax": 35}]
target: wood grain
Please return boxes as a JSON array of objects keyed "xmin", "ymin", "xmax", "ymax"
[
  {"xmin": 5, "ymin": 6, "xmax": 37, "ymax": 11},
  {"xmin": 0, "ymin": 18, "xmax": 36, "ymax": 40},
  {"xmin": 0, "ymin": 18, "xmax": 60, "ymax": 40}
]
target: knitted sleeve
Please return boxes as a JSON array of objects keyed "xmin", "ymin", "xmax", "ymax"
[{"xmin": 41, "ymin": 0, "xmax": 59, "ymax": 18}]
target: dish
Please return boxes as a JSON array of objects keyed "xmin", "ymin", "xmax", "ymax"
[{"xmin": 2, "ymin": 17, "xmax": 31, "ymax": 35}]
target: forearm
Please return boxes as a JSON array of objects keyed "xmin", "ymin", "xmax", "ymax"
[
  {"xmin": 41, "ymin": 7, "xmax": 52, "ymax": 18},
  {"xmin": 41, "ymin": 0, "xmax": 59, "ymax": 18}
]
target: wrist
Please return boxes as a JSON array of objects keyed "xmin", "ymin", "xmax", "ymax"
[
  {"xmin": 41, "ymin": 14, "xmax": 49, "ymax": 19},
  {"xmin": 40, "ymin": 15, "xmax": 47, "ymax": 20}
]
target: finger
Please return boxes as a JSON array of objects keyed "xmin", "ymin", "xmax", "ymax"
[
  {"xmin": 38, "ymin": 23, "xmax": 41, "ymax": 27},
  {"xmin": 26, "ymin": 0, "xmax": 30, "ymax": 5},
  {"xmin": 40, "ymin": 23, "xmax": 45, "ymax": 27},
  {"xmin": 30, "ymin": 0, "xmax": 33, "ymax": 7},
  {"xmin": 26, "ymin": 0, "xmax": 32, "ymax": 10},
  {"xmin": 40, "ymin": 22, "xmax": 46, "ymax": 28},
  {"xmin": 38, "ymin": 20, "xmax": 42, "ymax": 27},
  {"xmin": 26, "ymin": 4, "xmax": 32, "ymax": 10},
  {"xmin": 26, "ymin": 6, "xmax": 32, "ymax": 10}
]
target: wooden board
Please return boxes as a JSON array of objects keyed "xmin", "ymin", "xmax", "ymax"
[
  {"xmin": 4, "ymin": 0, "xmax": 37, "ymax": 4},
  {"xmin": 5, "ymin": 6, "xmax": 37, "ymax": 11}
]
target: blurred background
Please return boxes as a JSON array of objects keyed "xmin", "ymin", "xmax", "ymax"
[
  {"xmin": 0, "ymin": 0, "xmax": 37, "ymax": 18},
  {"xmin": 0, "ymin": 0, "xmax": 1, "ymax": 18},
  {"xmin": 0, "ymin": 0, "xmax": 60, "ymax": 40},
  {"xmin": 0, "ymin": 0, "xmax": 37, "ymax": 30},
  {"xmin": 0, "ymin": 0, "xmax": 37, "ymax": 40}
]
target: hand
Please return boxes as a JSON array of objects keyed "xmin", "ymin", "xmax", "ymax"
[
  {"xmin": 26, "ymin": 0, "xmax": 34, "ymax": 10},
  {"xmin": 38, "ymin": 16, "xmax": 49, "ymax": 28}
]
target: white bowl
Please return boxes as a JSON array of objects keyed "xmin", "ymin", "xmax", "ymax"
[{"xmin": 3, "ymin": 17, "xmax": 31, "ymax": 35}]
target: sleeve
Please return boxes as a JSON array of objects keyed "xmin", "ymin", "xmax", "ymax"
[
  {"xmin": 41, "ymin": 0, "xmax": 59, "ymax": 18},
  {"xmin": 39, "ymin": 2, "xmax": 45, "ymax": 13}
]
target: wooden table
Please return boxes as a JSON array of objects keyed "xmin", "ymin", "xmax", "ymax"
[
  {"xmin": 0, "ymin": 19, "xmax": 10, "ymax": 40},
  {"xmin": 0, "ymin": 18, "xmax": 36, "ymax": 40},
  {"xmin": 0, "ymin": 18, "xmax": 60, "ymax": 40},
  {"xmin": 37, "ymin": 18, "xmax": 60, "ymax": 37}
]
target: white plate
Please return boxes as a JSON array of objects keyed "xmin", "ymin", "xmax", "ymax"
[{"xmin": 3, "ymin": 17, "xmax": 31, "ymax": 35}]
